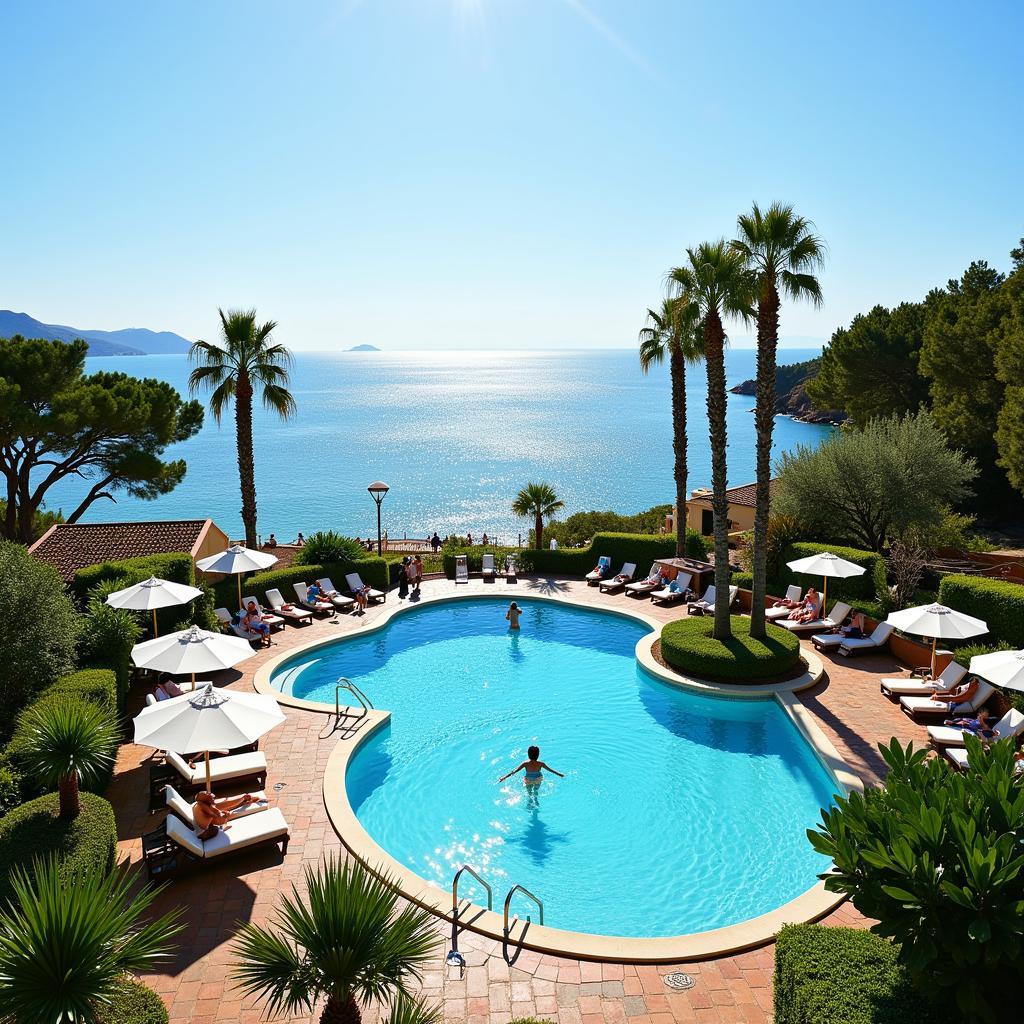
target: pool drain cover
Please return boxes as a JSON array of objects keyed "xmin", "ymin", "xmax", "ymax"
[{"xmin": 664, "ymin": 972, "xmax": 695, "ymax": 991}]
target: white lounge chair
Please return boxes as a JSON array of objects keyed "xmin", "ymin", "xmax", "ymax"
[
  {"xmin": 928, "ymin": 707, "xmax": 1024, "ymax": 748},
  {"xmin": 586, "ymin": 556, "xmax": 612, "ymax": 586},
  {"xmin": 787, "ymin": 602, "xmax": 853, "ymax": 635},
  {"xmin": 687, "ymin": 584, "xmax": 739, "ymax": 616},
  {"xmin": 241, "ymin": 596, "xmax": 285, "ymax": 632},
  {"xmin": 880, "ymin": 661, "xmax": 968, "ymax": 698},
  {"xmin": 482, "ymin": 553, "xmax": 497, "ymax": 579},
  {"xmin": 625, "ymin": 563, "xmax": 664, "ymax": 598},
  {"xmin": 901, "ymin": 679, "xmax": 995, "ymax": 719},
  {"xmin": 345, "ymin": 572, "xmax": 385, "ymax": 604},
  {"xmin": 316, "ymin": 578, "xmax": 356, "ymax": 613},
  {"xmin": 650, "ymin": 572, "xmax": 694, "ymax": 606},
  {"xmin": 265, "ymin": 589, "xmax": 313, "ymax": 624},
  {"xmin": 294, "ymin": 582, "xmax": 334, "ymax": 616},
  {"xmin": 945, "ymin": 736, "xmax": 1024, "ymax": 772},
  {"xmin": 765, "ymin": 585, "xmax": 803, "ymax": 621},
  {"xmin": 145, "ymin": 692, "xmax": 157, "ymax": 707},
  {"xmin": 454, "ymin": 557, "xmax": 469, "ymax": 584},
  {"xmin": 164, "ymin": 784, "xmax": 270, "ymax": 827},
  {"xmin": 838, "ymin": 621, "xmax": 894, "ymax": 656},
  {"xmin": 149, "ymin": 809, "xmax": 289, "ymax": 877},
  {"xmin": 164, "ymin": 750, "xmax": 268, "ymax": 790},
  {"xmin": 598, "ymin": 563, "xmax": 636, "ymax": 594},
  {"xmin": 216, "ymin": 606, "xmax": 260, "ymax": 641}
]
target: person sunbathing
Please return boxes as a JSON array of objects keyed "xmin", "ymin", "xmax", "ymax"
[
  {"xmin": 590, "ymin": 561, "xmax": 610, "ymax": 579},
  {"xmin": 790, "ymin": 589, "xmax": 821, "ymax": 623},
  {"xmin": 241, "ymin": 605, "xmax": 272, "ymax": 646},
  {"xmin": 929, "ymin": 677, "xmax": 981, "ymax": 712},
  {"xmin": 944, "ymin": 708, "xmax": 996, "ymax": 740},
  {"xmin": 192, "ymin": 790, "xmax": 257, "ymax": 840},
  {"xmin": 350, "ymin": 582, "xmax": 370, "ymax": 615},
  {"xmin": 832, "ymin": 612, "xmax": 866, "ymax": 638}
]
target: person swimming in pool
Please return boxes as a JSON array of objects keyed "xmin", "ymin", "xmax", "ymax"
[
  {"xmin": 506, "ymin": 602, "xmax": 523, "ymax": 629},
  {"xmin": 498, "ymin": 745, "xmax": 564, "ymax": 785}
]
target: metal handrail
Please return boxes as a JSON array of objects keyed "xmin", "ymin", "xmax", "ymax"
[
  {"xmin": 335, "ymin": 678, "xmax": 372, "ymax": 719},
  {"xmin": 503, "ymin": 883, "xmax": 544, "ymax": 932},
  {"xmin": 451, "ymin": 864, "xmax": 493, "ymax": 917}
]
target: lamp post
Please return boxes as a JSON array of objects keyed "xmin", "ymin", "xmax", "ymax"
[{"xmin": 367, "ymin": 481, "xmax": 390, "ymax": 556}]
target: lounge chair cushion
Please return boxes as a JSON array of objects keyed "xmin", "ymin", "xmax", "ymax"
[
  {"xmin": 165, "ymin": 785, "xmax": 269, "ymax": 826},
  {"xmin": 265, "ymin": 589, "xmax": 313, "ymax": 620},
  {"xmin": 782, "ymin": 602, "xmax": 852, "ymax": 633},
  {"xmin": 901, "ymin": 680, "xmax": 995, "ymax": 717},
  {"xmin": 165, "ymin": 750, "xmax": 268, "ymax": 786},
  {"xmin": 316, "ymin": 580, "xmax": 355, "ymax": 607},
  {"xmin": 881, "ymin": 662, "xmax": 967, "ymax": 697},
  {"xmin": 927, "ymin": 708, "xmax": 1021, "ymax": 747},
  {"xmin": 166, "ymin": 808, "xmax": 289, "ymax": 858},
  {"xmin": 345, "ymin": 573, "xmax": 385, "ymax": 600},
  {"xmin": 840, "ymin": 622, "xmax": 894, "ymax": 650}
]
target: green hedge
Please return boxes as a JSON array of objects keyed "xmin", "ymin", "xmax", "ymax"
[
  {"xmin": 6, "ymin": 669, "xmax": 118, "ymax": 800},
  {"xmin": 660, "ymin": 615, "xmax": 801, "ymax": 683},
  {"xmin": 217, "ymin": 557, "xmax": 390, "ymax": 609},
  {"xmin": 0, "ymin": 792, "xmax": 117, "ymax": 906},
  {"xmin": 774, "ymin": 925, "xmax": 953, "ymax": 1024},
  {"xmin": 779, "ymin": 542, "xmax": 886, "ymax": 603},
  {"xmin": 96, "ymin": 979, "xmax": 169, "ymax": 1024},
  {"xmin": 938, "ymin": 574, "xmax": 1024, "ymax": 648},
  {"xmin": 512, "ymin": 532, "xmax": 682, "ymax": 578}
]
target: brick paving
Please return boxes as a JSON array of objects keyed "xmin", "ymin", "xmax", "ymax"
[{"xmin": 111, "ymin": 576, "xmax": 932, "ymax": 1024}]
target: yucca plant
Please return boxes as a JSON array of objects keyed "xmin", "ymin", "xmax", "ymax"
[
  {"xmin": 0, "ymin": 856, "xmax": 182, "ymax": 1024},
  {"xmin": 232, "ymin": 857, "xmax": 439, "ymax": 1024},
  {"xmin": 512, "ymin": 482, "xmax": 565, "ymax": 550},
  {"xmin": 20, "ymin": 700, "xmax": 117, "ymax": 820}
]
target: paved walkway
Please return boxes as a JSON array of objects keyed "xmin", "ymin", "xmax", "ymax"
[{"xmin": 111, "ymin": 577, "xmax": 929, "ymax": 1024}]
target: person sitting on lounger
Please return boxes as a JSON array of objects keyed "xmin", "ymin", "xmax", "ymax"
[
  {"xmin": 790, "ymin": 589, "xmax": 821, "ymax": 623},
  {"xmin": 591, "ymin": 561, "xmax": 611, "ymax": 579},
  {"xmin": 351, "ymin": 581, "xmax": 370, "ymax": 614},
  {"xmin": 772, "ymin": 592, "xmax": 802, "ymax": 610},
  {"xmin": 192, "ymin": 790, "xmax": 257, "ymax": 840},
  {"xmin": 241, "ymin": 606, "xmax": 271, "ymax": 646},
  {"xmin": 154, "ymin": 674, "xmax": 185, "ymax": 701},
  {"xmin": 944, "ymin": 708, "xmax": 996, "ymax": 740},
  {"xmin": 928, "ymin": 677, "xmax": 981, "ymax": 712},
  {"xmin": 829, "ymin": 612, "xmax": 866, "ymax": 638},
  {"xmin": 498, "ymin": 745, "xmax": 564, "ymax": 785}
]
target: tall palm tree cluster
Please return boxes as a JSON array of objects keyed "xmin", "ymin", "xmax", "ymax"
[{"xmin": 640, "ymin": 203, "xmax": 825, "ymax": 641}]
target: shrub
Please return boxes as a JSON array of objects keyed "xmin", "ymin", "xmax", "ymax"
[
  {"xmin": 515, "ymin": 532, "xmax": 677, "ymax": 578},
  {"xmin": 938, "ymin": 574, "xmax": 1024, "ymax": 649},
  {"xmin": 294, "ymin": 531, "xmax": 365, "ymax": 567},
  {"xmin": 0, "ymin": 756, "xmax": 21, "ymax": 819},
  {"xmin": 659, "ymin": 615, "xmax": 801, "ymax": 682},
  {"xmin": 779, "ymin": 542, "xmax": 886, "ymax": 604},
  {"xmin": 219, "ymin": 557, "xmax": 390, "ymax": 608},
  {"xmin": 79, "ymin": 581, "xmax": 142, "ymax": 704},
  {"xmin": 0, "ymin": 792, "xmax": 116, "ymax": 905},
  {"xmin": 96, "ymin": 979, "xmax": 169, "ymax": 1024},
  {"xmin": 774, "ymin": 924, "xmax": 952, "ymax": 1024},
  {"xmin": 809, "ymin": 738, "xmax": 1024, "ymax": 1022},
  {"xmin": 0, "ymin": 542, "xmax": 80, "ymax": 736}
]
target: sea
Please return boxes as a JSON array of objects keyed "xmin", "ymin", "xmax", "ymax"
[{"xmin": 43, "ymin": 349, "xmax": 831, "ymax": 544}]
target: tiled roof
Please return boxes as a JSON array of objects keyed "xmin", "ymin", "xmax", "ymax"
[
  {"xmin": 29, "ymin": 520, "xmax": 213, "ymax": 582},
  {"xmin": 691, "ymin": 479, "xmax": 778, "ymax": 508}
]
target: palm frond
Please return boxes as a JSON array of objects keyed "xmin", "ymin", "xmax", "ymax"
[{"xmin": 20, "ymin": 701, "xmax": 117, "ymax": 790}]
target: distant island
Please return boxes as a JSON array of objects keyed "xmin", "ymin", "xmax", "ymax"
[
  {"xmin": 0, "ymin": 310, "xmax": 192, "ymax": 357},
  {"xmin": 348, "ymin": 344, "xmax": 381, "ymax": 352}
]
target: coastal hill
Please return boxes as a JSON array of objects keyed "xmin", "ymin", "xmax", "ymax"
[
  {"xmin": 0, "ymin": 310, "xmax": 192, "ymax": 357},
  {"xmin": 731, "ymin": 355, "xmax": 846, "ymax": 424},
  {"xmin": 348, "ymin": 343, "xmax": 381, "ymax": 352}
]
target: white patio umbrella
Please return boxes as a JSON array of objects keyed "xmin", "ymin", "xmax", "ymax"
[
  {"xmin": 105, "ymin": 575, "xmax": 203, "ymax": 637},
  {"xmin": 886, "ymin": 603, "xmax": 988, "ymax": 677},
  {"xmin": 133, "ymin": 682, "xmax": 284, "ymax": 791},
  {"xmin": 195, "ymin": 544, "xmax": 279, "ymax": 609},
  {"xmin": 131, "ymin": 624, "xmax": 255, "ymax": 686},
  {"xmin": 969, "ymin": 649, "xmax": 1024, "ymax": 693},
  {"xmin": 785, "ymin": 551, "xmax": 866, "ymax": 611}
]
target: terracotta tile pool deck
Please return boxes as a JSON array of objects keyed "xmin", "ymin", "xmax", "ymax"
[{"xmin": 111, "ymin": 576, "xmax": 926, "ymax": 1024}]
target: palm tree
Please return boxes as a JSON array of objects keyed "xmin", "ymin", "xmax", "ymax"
[
  {"xmin": 21, "ymin": 701, "xmax": 117, "ymax": 820},
  {"xmin": 639, "ymin": 297, "xmax": 703, "ymax": 557},
  {"xmin": 189, "ymin": 309, "xmax": 296, "ymax": 548},
  {"xmin": 511, "ymin": 482, "xmax": 565, "ymax": 550},
  {"xmin": 732, "ymin": 204, "xmax": 825, "ymax": 639},
  {"xmin": 669, "ymin": 242, "xmax": 755, "ymax": 641},
  {"xmin": 232, "ymin": 857, "xmax": 438, "ymax": 1024},
  {"xmin": 0, "ymin": 857, "xmax": 182, "ymax": 1024}
]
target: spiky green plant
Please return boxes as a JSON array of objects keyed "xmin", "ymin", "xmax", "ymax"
[
  {"xmin": 0, "ymin": 856, "xmax": 182, "ymax": 1024},
  {"xmin": 511, "ymin": 483, "xmax": 565, "ymax": 551},
  {"xmin": 232, "ymin": 857, "xmax": 438, "ymax": 1024},
  {"xmin": 20, "ymin": 700, "xmax": 117, "ymax": 820}
]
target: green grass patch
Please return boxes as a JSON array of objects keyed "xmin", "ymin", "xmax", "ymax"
[{"xmin": 660, "ymin": 614, "xmax": 801, "ymax": 683}]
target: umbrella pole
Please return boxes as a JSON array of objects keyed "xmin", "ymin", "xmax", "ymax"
[
  {"xmin": 237, "ymin": 574, "xmax": 242, "ymax": 611},
  {"xmin": 823, "ymin": 576, "xmax": 828, "ymax": 613},
  {"xmin": 205, "ymin": 751, "xmax": 212, "ymax": 794},
  {"xmin": 152, "ymin": 609, "xmax": 158, "ymax": 637},
  {"xmin": 932, "ymin": 637, "xmax": 937, "ymax": 679}
]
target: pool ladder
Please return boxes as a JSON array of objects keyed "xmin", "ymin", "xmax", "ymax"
[
  {"xmin": 335, "ymin": 677, "xmax": 373, "ymax": 720},
  {"xmin": 451, "ymin": 864, "xmax": 544, "ymax": 936}
]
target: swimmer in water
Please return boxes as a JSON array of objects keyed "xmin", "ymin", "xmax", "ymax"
[
  {"xmin": 506, "ymin": 601, "xmax": 522, "ymax": 629},
  {"xmin": 498, "ymin": 745, "xmax": 564, "ymax": 785}
]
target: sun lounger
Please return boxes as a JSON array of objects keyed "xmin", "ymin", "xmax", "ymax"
[
  {"xmin": 786, "ymin": 602, "xmax": 853, "ymax": 635},
  {"xmin": 482, "ymin": 553, "xmax": 497, "ymax": 579},
  {"xmin": 293, "ymin": 582, "xmax": 334, "ymax": 616},
  {"xmin": 504, "ymin": 555, "xmax": 517, "ymax": 581},
  {"xmin": 901, "ymin": 679, "xmax": 995, "ymax": 719},
  {"xmin": 928, "ymin": 707, "xmax": 1023, "ymax": 748},
  {"xmin": 164, "ymin": 750, "xmax": 268, "ymax": 791},
  {"xmin": 586, "ymin": 556, "xmax": 612, "ymax": 586},
  {"xmin": 598, "ymin": 563, "xmax": 636, "ymax": 594},
  {"xmin": 345, "ymin": 572, "xmax": 385, "ymax": 604},
  {"xmin": 164, "ymin": 784, "xmax": 270, "ymax": 826},
  {"xmin": 687, "ymin": 584, "xmax": 739, "ymax": 616},
  {"xmin": 945, "ymin": 737, "xmax": 1024, "ymax": 772},
  {"xmin": 837, "ymin": 621, "xmax": 894, "ymax": 656},
  {"xmin": 626, "ymin": 563, "xmax": 664, "ymax": 597},
  {"xmin": 145, "ymin": 692, "xmax": 157, "ymax": 707},
  {"xmin": 765, "ymin": 585, "xmax": 803, "ymax": 621},
  {"xmin": 650, "ymin": 572, "xmax": 694, "ymax": 606},
  {"xmin": 454, "ymin": 557, "xmax": 469, "ymax": 584},
  {"xmin": 265, "ymin": 589, "xmax": 313, "ymax": 625},
  {"xmin": 880, "ymin": 661, "xmax": 967, "ymax": 698},
  {"xmin": 316, "ymin": 578, "xmax": 356, "ymax": 613},
  {"xmin": 241, "ymin": 596, "xmax": 285, "ymax": 631},
  {"xmin": 215, "ymin": 606, "xmax": 261, "ymax": 641}
]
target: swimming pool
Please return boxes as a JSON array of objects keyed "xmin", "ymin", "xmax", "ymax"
[{"xmin": 271, "ymin": 597, "xmax": 838, "ymax": 939}]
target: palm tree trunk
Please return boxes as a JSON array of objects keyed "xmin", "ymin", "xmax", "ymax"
[
  {"xmin": 670, "ymin": 346, "xmax": 688, "ymax": 557},
  {"xmin": 704, "ymin": 312, "xmax": 732, "ymax": 641},
  {"xmin": 535, "ymin": 511, "xmax": 543, "ymax": 550},
  {"xmin": 749, "ymin": 278, "xmax": 780, "ymax": 640},
  {"xmin": 235, "ymin": 370, "xmax": 258, "ymax": 548},
  {"xmin": 58, "ymin": 771, "xmax": 80, "ymax": 820},
  {"xmin": 320, "ymin": 994, "xmax": 361, "ymax": 1024}
]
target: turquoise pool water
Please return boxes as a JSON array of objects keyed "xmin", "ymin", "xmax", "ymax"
[{"xmin": 272, "ymin": 597, "xmax": 837, "ymax": 938}]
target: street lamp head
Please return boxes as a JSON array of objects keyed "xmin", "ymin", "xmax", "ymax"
[{"xmin": 367, "ymin": 481, "xmax": 390, "ymax": 501}]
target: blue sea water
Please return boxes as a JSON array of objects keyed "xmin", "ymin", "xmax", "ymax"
[
  {"xmin": 45, "ymin": 349, "xmax": 829, "ymax": 541},
  {"xmin": 272, "ymin": 598, "xmax": 837, "ymax": 937}
]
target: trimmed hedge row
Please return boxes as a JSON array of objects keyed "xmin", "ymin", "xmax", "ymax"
[
  {"xmin": 512, "ymin": 532, "xmax": 688, "ymax": 578},
  {"xmin": 778, "ymin": 542, "xmax": 886, "ymax": 603},
  {"xmin": 660, "ymin": 615, "xmax": 801, "ymax": 683},
  {"xmin": 938, "ymin": 574, "xmax": 1024, "ymax": 649},
  {"xmin": 0, "ymin": 791, "xmax": 117, "ymax": 906},
  {"xmin": 774, "ymin": 924, "xmax": 952, "ymax": 1024},
  {"xmin": 96, "ymin": 979, "xmax": 169, "ymax": 1024},
  {"xmin": 215, "ymin": 557, "xmax": 390, "ymax": 610}
]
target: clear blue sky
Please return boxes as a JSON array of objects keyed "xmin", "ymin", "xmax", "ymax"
[{"xmin": 2, "ymin": 1, "xmax": 1021, "ymax": 351}]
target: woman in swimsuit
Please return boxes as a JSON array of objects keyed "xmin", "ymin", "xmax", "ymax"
[
  {"xmin": 506, "ymin": 602, "xmax": 523, "ymax": 629},
  {"xmin": 498, "ymin": 745, "xmax": 564, "ymax": 785}
]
